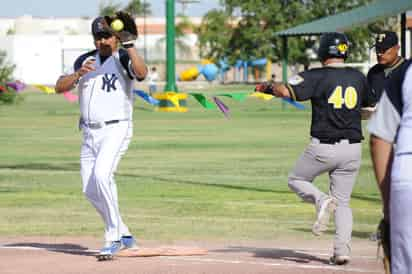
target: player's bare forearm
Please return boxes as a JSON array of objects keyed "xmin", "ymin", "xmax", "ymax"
[
  {"xmin": 370, "ymin": 135, "xmax": 393, "ymax": 221},
  {"xmin": 255, "ymin": 82, "xmax": 291, "ymax": 98},
  {"xmin": 55, "ymin": 71, "xmax": 81, "ymax": 93},
  {"xmin": 127, "ymin": 48, "xmax": 147, "ymax": 80},
  {"xmin": 273, "ymin": 83, "xmax": 291, "ymax": 98},
  {"xmin": 55, "ymin": 59, "xmax": 95, "ymax": 93}
]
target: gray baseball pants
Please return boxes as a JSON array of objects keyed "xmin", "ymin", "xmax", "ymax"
[{"xmin": 288, "ymin": 137, "xmax": 361, "ymax": 257}]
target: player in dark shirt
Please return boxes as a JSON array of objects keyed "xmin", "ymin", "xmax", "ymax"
[
  {"xmin": 287, "ymin": 66, "xmax": 374, "ymax": 142},
  {"xmin": 367, "ymin": 31, "xmax": 405, "ymax": 100},
  {"xmin": 256, "ymin": 32, "xmax": 376, "ymax": 265}
]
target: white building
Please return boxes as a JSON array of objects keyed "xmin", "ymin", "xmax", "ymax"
[{"xmin": 0, "ymin": 16, "xmax": 201, "ymax": 85}]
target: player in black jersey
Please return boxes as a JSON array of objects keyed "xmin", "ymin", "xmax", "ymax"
[
  {"xmin": 367, "ymin": 31, "xmax": 405, "ymax": 101},
  {"xmin": 256, "ymin": 32, "xmax": 377, "ymax": 265},
  {"xmin": 367, "ymin": 33, "xmax": 404, "ymax": 247}
]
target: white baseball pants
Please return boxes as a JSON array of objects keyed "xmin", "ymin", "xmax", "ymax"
[
  {"xmin": 288, "ymin": 138, "xmax": 361, "ymax": 257},
  {"xmin": 390, "ymin": 154, "xmax": 412, "ymax": 274},
  {"xmin": 80, "ymin": 120, "xmax": 133, "ymax": 242}
]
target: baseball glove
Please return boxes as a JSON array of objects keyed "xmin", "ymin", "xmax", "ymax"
[
  {"xmin": 105, "ymin": 11, "xmax": 138, "ymax": 48},
  {"xmin": 255, "ymin": 82, "xmax": 274, "ymax": 95},
  {"xmin": 377, "ymin": 219, "xmax": 391, "ymax": 274}
]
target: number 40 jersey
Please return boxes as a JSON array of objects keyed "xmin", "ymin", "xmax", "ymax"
[{"xmin": 285, "ymin": 64, "xmax": 377, "ymax": 142}]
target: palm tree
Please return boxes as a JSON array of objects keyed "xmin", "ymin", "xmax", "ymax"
[
  {"xmin": 155, "ymin": 15, "xmax": 197, "ymax": 60},
  {"xmin": 99, "ymin": 1, "xmax": 122, "ymax": 16},
  {"xmin": 124, "ymin": 0, "xmax": 152, "ymax": 17},
  {"xmin": 99, "ymin": 0, "xmax": 151, "ymax": 17}
]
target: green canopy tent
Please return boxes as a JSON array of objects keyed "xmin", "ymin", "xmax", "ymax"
[{"xmin": 275, "ymin": 0, "xmax": 412, "ymax": 84}]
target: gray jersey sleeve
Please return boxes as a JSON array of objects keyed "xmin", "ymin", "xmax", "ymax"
[{"xmin": 367, "ymin": 91, "xmax": 401, "ymax": 143}]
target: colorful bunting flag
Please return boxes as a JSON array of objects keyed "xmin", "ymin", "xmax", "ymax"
[
  {"xmin": 189, "ymin": 93, "xmax": 216, "ymax": 109},
  {"xmin": 5, "ymin": 79, "xmax": 304, "ymax": 114},
  {"xmin": 34, "ymin": 84, "xmax": 56, "ymax": 94},
  {"xmin": 213, "ymin": 96, "xmax": 230, "ymax": 119},
  {"xmin": 133, "ymin": 90, "xmax": 159, "ymax": 105},
  {"xmin": 63, "ymin": 91, "xmax": 78, "ymax": 103},
  {"xmin": 6, "ymin": 81, "xmax": 26, "ymax": 92},
  {"xmin": 249, "ymin": 92, "xmax": 274, "ymax": 101},
  {"xmin": 217, "ymin": 93, "xmax": 248, "ymax": 102},
  {"xmin": 282, "ymin": 97, "xmax": 305, "ymax": 110}
]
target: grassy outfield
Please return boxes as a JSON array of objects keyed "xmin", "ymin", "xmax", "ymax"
[{"xmin": 0, "ymin": 85, "xmax": 381, "ymax": 242}]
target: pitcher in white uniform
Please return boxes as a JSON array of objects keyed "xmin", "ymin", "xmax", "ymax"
[
  {"xmin": 55, "ymin": 13, "xmax": 147, "ymax": 260},
  {"xmin": 368, "ymin": 59, "xmax": 412, "ymax": 274}
]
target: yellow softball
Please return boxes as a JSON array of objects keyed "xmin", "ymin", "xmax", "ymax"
[{"xmin": 110, "ymin": 19, "xmax": 124, "ymax": 32}]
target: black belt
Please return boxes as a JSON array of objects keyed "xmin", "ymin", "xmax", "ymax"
[
  {"xmin": 317, "ymin": 138, "xmax": 360, "ymax": 144},
  {"xmin": 105, "ymin": 120, "xmax": 119, "ymax": 125},
  {"xmin": 81, "ymin": 119, "xmax": 122, "ymax": 129}
]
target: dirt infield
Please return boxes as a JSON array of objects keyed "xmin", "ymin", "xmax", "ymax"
[{"xmin": 0, "ymin": 236, "xmax": 384, "ymax": 274}]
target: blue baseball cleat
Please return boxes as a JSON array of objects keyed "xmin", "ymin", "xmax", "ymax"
[
  {"xmin": 120, "ymin": 235, "xmax": 137, "ymax": 249},
  {"xmin": 96, "ymin": 241, "xmax": 122, "ymax": 261}
]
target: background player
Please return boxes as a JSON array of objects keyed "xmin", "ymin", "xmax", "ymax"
[
  {"xmin": 55, "ymin": 12, "xmax": 147, "ymax": 260},
  {"xmin": 367, "ymin": 31, "xmax": 405, "ymax": 101},
  {"xmin": 256, "ymin": 32, "xmax": 377, "ymax": 265},
  {"xmin": 147, "ymin": 66, "xmax": 159, "ymax": 95},
  {"xmin": 368, "ymin": 59, "xmax": 412, "ymax": 274},
  {"xmin": 367, "ymin": 32, "xmax": 404, "ymax": 255}
]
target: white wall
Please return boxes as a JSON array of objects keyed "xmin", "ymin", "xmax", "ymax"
[
  {"xmin": 0, "ymin": 35, "xmax": 94, "ymax": 85},
  {"xmin": 0, "ymin": 33, "xmax": 199, "ymax": 85}
]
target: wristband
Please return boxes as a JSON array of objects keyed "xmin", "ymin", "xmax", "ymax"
[
  {"xmin": 74, "ymin": 71, "xmax": 81, "ymax": 79},
  {"xmin": 122, "ymin": 41, "xmax": 135, "ymax": 48}
]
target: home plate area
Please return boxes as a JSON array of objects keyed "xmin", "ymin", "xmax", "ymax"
[
  {"xmin": 0, "ymin": 237, "xmax": 385, "ymax": 274},
  {"xmin": 117, "ymin": 246, "xmax": 208, "ymax": 257}
]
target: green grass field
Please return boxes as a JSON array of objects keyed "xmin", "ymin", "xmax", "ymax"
[{"xmin": 0, "ymin": 85, "xmax": 381, "ymax": 242}]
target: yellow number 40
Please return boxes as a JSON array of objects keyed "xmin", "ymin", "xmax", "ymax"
[{"xmin": 328, "ymin": 86, "xmax": 358, "ymax": 109}]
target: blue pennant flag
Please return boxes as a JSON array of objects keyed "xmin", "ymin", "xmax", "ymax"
[
  {"xmin": 282, "ymin": 98, "xmax": 305, "ymax": 110},
  {"xmin": 134, "ymin": 90, "xmax": 159, "ymax": 106}
]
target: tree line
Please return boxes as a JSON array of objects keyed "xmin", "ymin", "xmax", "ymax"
[{"xmin": 100, "ymin": 0, "xmax": 398, "ymax": 66}]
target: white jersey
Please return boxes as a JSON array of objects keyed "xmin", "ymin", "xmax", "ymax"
[
  {"xmin": 75, "ymin": 49, "xmax": 139, "ymax": 123},
  {"xmin": 368, "ymin": 60, "xmax": 412, "ymax": 152},
  {"xmin": 148, "ymin": 71, "xmax": 159, "ymax": 85},
  {"xmin": 368, "ymin": 60, "xmax": 412, "ymax": 274}
]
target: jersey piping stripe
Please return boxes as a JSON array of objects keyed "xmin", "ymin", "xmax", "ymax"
[
  {"xmin": 384, "ymin": 57, "xmax": 405, "ymax": 76},
  {"xmin": 286, "ymin": 84, "xmax": 297, "ymax": 101}
]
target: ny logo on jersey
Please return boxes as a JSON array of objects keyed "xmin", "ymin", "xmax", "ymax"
[{"xmin": 102, "ymin": 74, "xmax": 118, "ymax": 92}]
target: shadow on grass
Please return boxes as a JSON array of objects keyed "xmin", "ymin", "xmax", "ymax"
[
  {"xmin": 120, "ymin": 172, "xmax": 287, "ymax": 194},
  {"xmin": 0, "ymin": 163, "xmax": 79, "ymax": 172},
  {"xmin": 212, "ymin": 246, "xmax": 329, "ymax": 264},
  {"xmin": 4, "ymin": 242, "xmax": 95, "ymax": 256},
  {"xmin": 351, "ymin": 193, "xmax": 381, "ymax": 204},
  {"xmin": 294, "ymin": 228, "xmax": 374, "ymax": 240},
  {"xmin": 134, "ymin": 106, "xmax": 155, "ymax": 112},
  {"xmin": 0, "ymin": 163, "xmax": 384, "ymax": 205},
  {"xmin": 120, "ymin": 173, "xmax": 384, "ymax": 203}
]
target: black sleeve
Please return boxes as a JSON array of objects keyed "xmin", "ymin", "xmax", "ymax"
[
  {"xmin": 118, "ymin": 49, "xmax": 146, "ymax": 82},
  {"xmin": 286, "ymin": 70, "xmax": 319, "ymax": 101},
  {"xmin": 382, "ymin": 62, "xmax": 410, "ymax": 117},
  {"xmin": 74, "ymin": 50, "xmax": 97, "ymax": 71},
  {"xmin": 361, "ymin": 75, "xmax": 378, "ymax": 107},
  {"xmin": 118, "ymin": 49, "xmax": 134, "ymax": 80},
  {"xmin": 366, "ymin": 67, "xmax": 373, "ymax": 85}
]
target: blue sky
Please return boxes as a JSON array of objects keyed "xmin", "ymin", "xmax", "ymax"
[
  {"xmin": 0, "ymin": 0, "xmax": 222, "ymax": 18},
  {"xmin": 2, "ymin": 1, "xmax": 410, "ymax": 18}
]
